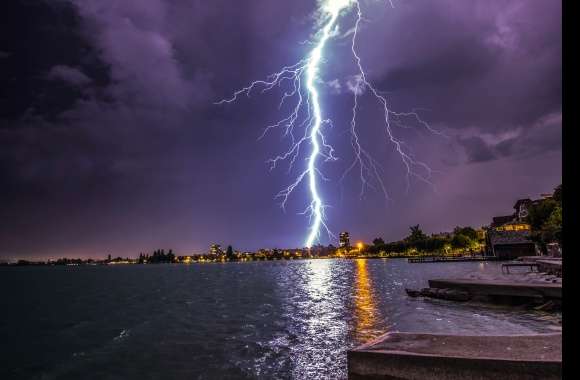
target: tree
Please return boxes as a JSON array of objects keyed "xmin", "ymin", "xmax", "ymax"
[
  {"xmin": 373, "ymin": 237, "xmax": 385, "ymax": 246},
  {"xmin": 526, "ymin": 198, "xmax": 557, "ymax": 230},
  {"xmin": 451, "ymin": 234, "xmax": 470, "ymax": 249},
  {"xmin": 552, "ymin": 184, "xmax": 562, "ymax": 205},
  {"xmin": 453, "ymin": 226, "xmax": 478, "ymax": 241},
  {"xmin": 406, "ymin": 225, "xmax": 427, "ymax": 243},
  {"xmin": 542, "ymin": 206, "xmax": 562, "ymax": 243},
  {"xmin": 525, "ymin": 192, "xmax": 562, "ymax": 252}
]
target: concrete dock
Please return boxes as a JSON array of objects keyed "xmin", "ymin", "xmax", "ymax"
[
  {"xmin": 428, "ymin": 278, "xmax": 561, "ymax": 300},
  {"xmin": 407, "ymin": 256, "xmax": 500, "ymax": 263},
  {"xmin": 535, "ymin": 260, "xmax": 562, "ymax": 277},
  {"xmin": 501, "ymin": 262, "xmax": 539, "ymax": 274},
  {"xmin": 348, "ymin": 332, "xmax": 562, "ymax": 379}
]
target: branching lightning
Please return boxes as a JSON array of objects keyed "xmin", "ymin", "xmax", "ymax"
[{"xmin": 216, "ymin": 0, "xmax": 442, "ymax": 248}]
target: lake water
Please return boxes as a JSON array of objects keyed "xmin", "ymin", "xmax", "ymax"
[{"xmin": 0, "ymin": 259, "xmax": 560, "ymax": 379}]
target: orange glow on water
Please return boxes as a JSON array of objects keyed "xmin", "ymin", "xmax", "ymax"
[{"xmin": 353, "ymin": 259, "xmax": 379, "ymax": 342}]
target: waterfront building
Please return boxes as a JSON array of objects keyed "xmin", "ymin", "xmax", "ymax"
[
  {"xmin": 339, "ymin": 232, "xmax": 350, "ymax": 249},
  {"xmin": 486, "ymin": 223, "xmax": 536, "ymax": 259},
  {"xmin": 491, "ymin": 198, "xmax": 538, "ymax": 227},
  {"xmin": 490, "ymin": 215, "xmax": 514, "ymax": 228},
  {"xmin": 210, "ymin": 244, "xmax": 222, "ymax": 256},
  {"xmin": 486, "ymin": 197, "xmax": 540, "ymax": 259},
  {"xmin": 495, "ymin": 223, "xmax": 531, "ymax": 232}
]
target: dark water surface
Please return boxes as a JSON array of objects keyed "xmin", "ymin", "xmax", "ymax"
[{"xmin": 0, "ymin": 259, "xmax": 559, "ymax": 379}]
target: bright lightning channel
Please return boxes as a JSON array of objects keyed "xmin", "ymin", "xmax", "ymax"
[
  {"xmin": 303, "ymin": 2, "xmax": 351, "ymax": 248},
  {"xmin": 216, "ymin": 0, "xmax": 441, "ymax": 248}
]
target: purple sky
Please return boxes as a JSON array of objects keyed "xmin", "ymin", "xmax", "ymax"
[{"xmin": 1, "ymin": 0, "xmax": 561, "ymax": 259}]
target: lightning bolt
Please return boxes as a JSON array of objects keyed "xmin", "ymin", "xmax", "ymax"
[
  {"xmin": 343, "ymin": 1, "xmax": 443, "ymax": 199},
  {"xmin": 216, "ymin": 0, "xmax": 442, "ymax": 248}
]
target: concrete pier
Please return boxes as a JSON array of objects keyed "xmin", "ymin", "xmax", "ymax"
[
  {"xmin": 515, "ymin": 257, "xmax": 562, "ymax": 277},
  {"xmin": 407, "ymin": 256, "xmax": 500, "ymax": 263},
  {"xmin": 348, "ymin": 332, "xmax": 561, "ymax": 379},
  {"xmin": 535, "ymin": 260, "xmax": 562, "ymax": 277},
  {"xmin": 428, "ymin": 278, "xmax": 561, "ymax": 300}
]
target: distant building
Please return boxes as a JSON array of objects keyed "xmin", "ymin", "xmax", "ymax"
[
  {"xmin": 432, "ymin": 232, "xmax": 452, "ymax": 239},
  {"xmin": 210, "ymin": 244, "xmax": 222, "ymax": 255},
  {"xmin": 339, "ymin": 232, "xmax": 350, "ymax": 249}
]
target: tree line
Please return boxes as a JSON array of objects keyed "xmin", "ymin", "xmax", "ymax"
[{"xmin": 367, "ymin": 225, "xmax": 483, "ymax": 256}]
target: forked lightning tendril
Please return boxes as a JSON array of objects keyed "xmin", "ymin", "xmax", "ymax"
[{"xmin": 216, "ymin": 0, "xmax": 442, "ymax": 248}]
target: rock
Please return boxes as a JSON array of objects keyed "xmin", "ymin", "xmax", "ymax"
[
  {"xmin": 442, "ymin": 289, "xmax": 471, "ymax": 302},
  {"xmin": 406, "ymin": 287, "xmax": 471, "ymax": 302},
  {"xmin": 405, "ymin": 288, "xmax": 422, "ymax": 297}
]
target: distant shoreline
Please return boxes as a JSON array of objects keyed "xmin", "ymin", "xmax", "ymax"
[{"xmin": 1, "ymin": 253, "xmax": 504, "ymax": 267}]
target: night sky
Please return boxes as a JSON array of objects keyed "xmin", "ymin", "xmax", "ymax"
[{"xmin": 1, "ymin": 0, "xmax": 561, "ymax": 259}]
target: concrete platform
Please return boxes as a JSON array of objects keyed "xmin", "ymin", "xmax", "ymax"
[
  {"xmin": 535, "ymin": 260, "xmax": 562, "ymax": 277},
  {"xmin": 501, "ymin": 262, "xmax": 539, "ymax": 274},
  {"xmin": 516, "ymin": 256, "xmax": 561, "ymax": 263},
  {"xmin": 428, "ymin": 278, "xmax": 561, "ymax": 300},
  {"xmin": 348, "ymin": 332, "xmax": 561, "ymax": 379},
  {"xmin": 408, "ymin": 257, "xmax": 499, "ymax": 263}
]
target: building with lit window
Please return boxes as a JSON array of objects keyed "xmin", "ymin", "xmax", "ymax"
[
  {"xmin": 210, "ymin": 244, "xmax": 222, "ymax": 256},
  {"xmin": 339, "ymin": 232, "xmax": 350, "ymax": 249},
  {"xmin": 486, "ymin": 198, "xmax": 538, "ymax": 259},
  {"xmin": 486, "ymin": 226, "xmax": 536, "ymax": 259}
]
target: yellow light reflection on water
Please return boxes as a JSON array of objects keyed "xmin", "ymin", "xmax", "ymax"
[
  {"xmin": 353, "ymin": 259, "xmax": 379, "ymax": 342},
  {"xmin": 305, "ymin": 259, "xmax": 331, "ymax": 302}
]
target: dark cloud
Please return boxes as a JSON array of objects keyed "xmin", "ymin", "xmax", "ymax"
[
  {"xmin": 0, "ymin": 0, "xmax": 561, "ymax": 258},
  {"xmin": 458, "ymin": 136, "xmax": 497, "ymax": 163},
  {"xmin": 456, "ymin": 111, "xmax": 562, "ymax": 163},
  {"xmin": 0, "ymin": 1, "xmax": 110, "ymax": 122},
  {"xmin": 366, "ymin": 0, "xmax": 562, "ymax": 130},
  {"xmin": 47, "ymin": 65, "xmax": 92, "ymax": 86}
]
